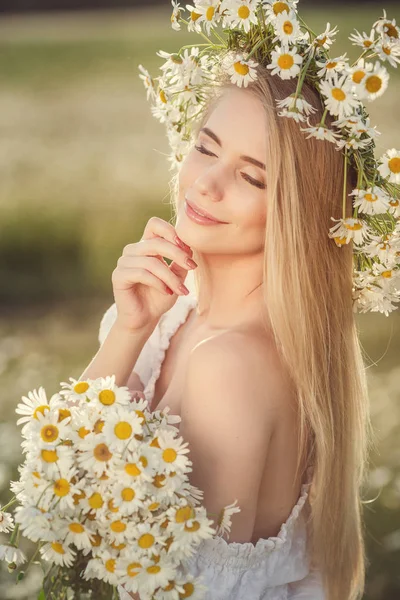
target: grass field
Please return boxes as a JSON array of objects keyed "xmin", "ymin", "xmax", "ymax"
[{"xmin": 0, "ymin": 4, "xmax": 399, "ymax": 598}]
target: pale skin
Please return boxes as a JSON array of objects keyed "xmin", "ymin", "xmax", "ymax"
[{"xmin": 121, "ymin": 88, "xmax": 298, "ymax": 598}]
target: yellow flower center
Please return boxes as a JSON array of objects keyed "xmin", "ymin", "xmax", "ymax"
[
  {"xmin": 121, "ymin": 487, "xmax": 135, "ymax": 501},
  {"xmin": 41, "ymin": 449, "xmax": 58, "ymax": 463},
  {"xmin": 191, "ymin": 11, "xmax": 201, "ymax": 22},
  {"xmin": 283, "ymin": 21, "xmax": 293, "ymax": 35},
  {"xmin": 147, "ymin": 565, "xmax": 161, "ymax": 574},
  {"xmin": 93, "ymin": 418, "xmax": 104, "ymax": 434},
  {"xmin": 159, "ymin": 89, "xmax": 167, "ymax": 104},
  {"xmin": 332, "ymin": 88, "xmax": 346, "ymax": 101},
  {"xmin": 365, "ymin": 75, "xmax": 382, "ymax": 94},
  {"xmin": 364, "ymin": 193, "xmax": 377, "ymax": 202},
  {"xmin": 233, "ymin": 61, "xmax": 249, "ymax": 76},
  {"xmin": 99, "ymin": 389, "xmax": 116, "ymax": 406},
  {"xmin": 41, "ymin": 424, "xmax": 59, "ymax": 443},
  {"xmin": 326, "ymin": 61, "xmax": 337, "ymax": 69},
  {"xmin": 69, "ymin": 523, "xmax": 85, "ymax": 534},
  {"xmin": 162, "ymin": 448, "xmax": 177, "ymax": 463},
  {"xmin": 316, "ymin": 35, "xmax": 327, "ymax": 46},
  {"xmin": 58, "ymin": 408, "xmax": 71, "ymax": 422},
  {"xmin": 148, "ymin": 502, "xmax": 160, "ymax": 511},
  {"xmin": 238, "ymin": 6, "xmax": 250, "ymax": 19},
  {"xmin": 153, "ymin": 474, "xmax": 166, "ymax": 488},
  {"xmin": 388, "ymin": 157, "xmax": 400, "ymax": 174},
  {"xmin": 108, "ymin": 499, "xmax": 119, "ymax": 513},
  {"xmin": 89, "ymin": 492, "xmax": 104, "ymax": 509},
  {"xmin": 180, "ymin": 582, "xmax": 195, "ymax": 598},
  {"xmin": 105, "ymin": 558, "xmax": 116, "ymax": 573},
  {"xmin": 345, "ymin": 222, "xmax": 362, "ymax": 231},
  {"xmin": 90, "ymin": 533, "xmax": 102, "ymax": 547},
  {"xmin": 150, "ymin": 437, "xmax": 160, "ymax": 448},
  {"xmin": 78, "ymin": 426, "xmax": 90, "ymax": 439},
  {"xmin": 175, "ymin": 505, "xmax": 195, "ymax": 523},
  {"xmin": 352, "ymin": 70, "xmax": 365, "ymax": 84},
  {"xmin": 114, "ymin": 421, "xmax": 132, "ymax": 440},
  {"xmin": 135, "ymin": 409, "xmax": 146, "ymax": 423},
  {"xmin": 127, "ymin": 562, "xmax": 142, "ymax": 577},
  {"xmin": 51, "ymin": 542, "xmax": 65, "ymax": 554},
  {"xmin": 33, "ymin": 405, "xmax": 49, "ymax": 419},
  {"xmin": 382, "ymin": 270, "xmax": 392, "ymax": 278},
  {"xmin": 184, "ymin": 520, "xmax": 201, "ymax": 533},
  {"xmin": 111, "ymin": 520, "xmax": 126, "ymax": 533},
  {"xmin": 364, "ymin": 40, "xmax": 373, "ymax": 47},
  {"xmin": 74, "ymin": 381, "xmax": 89, "ymax": 394},
  {"xmin": 382, "ymin": 45, "xmax": 391, "ymax": 56},
  {"xmin": 139, "ymin": 455, "xmax": 148, "ymax": 468},
  {"xmin": 384, "ymin": 23, "xmax": 399, "ymax": 39},
  {"xmin": 206, "ymin": 7, "xmax": 215, "ymax": 21},
  {"xmin": 273, "ymin": 2, "xmax": 289, "ymax": 15},
  {"xmin": 138, "ymin": 533, "xmax": 154, "ymax": 549},
  {"xmin": 54, "ymin": 478, "xmax": 70, "ymax": 497},
  {"xmin": 125, "ymin": 463, "xmax": 142, "ymax": 476},
  {"xmin": 278, "ymin": 54, "xmax": 294, "ymax": 70},
  {"xmin": 93, "ymin": 443, "xmax": 112, "ymax": 462}
]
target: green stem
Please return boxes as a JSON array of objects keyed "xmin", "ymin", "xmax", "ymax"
[
  {"xmin": 293, "ymin": 49, "xmax": 315, "ymax": 105},
  {"xmin": 1, "ymin": 496, "xmax": 17, "ymax": 511},
  {"xmin": 9, "ymin": 523, "xmax": 20, "ymax": 546},
  {"xmin": 180, "ymin": 18, "xmax": 216, "ymax": 46},
  {"xmin": 350, "ymin": 48, "xmax": 374, "ymax": 68},
  {"xmin": 23, "ymin": 542, "xmax": 44, "ymax": 574},
  {"xmin": 246, "ymin": 34, "xmax": 270, "ymax": 60},
  {"xmin": 319, "ymin": 107, "xmax": 329, "ymax": 127}
]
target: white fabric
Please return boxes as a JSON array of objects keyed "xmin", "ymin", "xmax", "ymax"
[{"xmin": 98, "ymin": 289, "xmax": 325, "ymax": 599}]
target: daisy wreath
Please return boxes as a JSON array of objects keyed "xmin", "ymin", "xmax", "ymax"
[{"xmin": 138, "ymin": 0, "xmax": 400, "ymax": 316}]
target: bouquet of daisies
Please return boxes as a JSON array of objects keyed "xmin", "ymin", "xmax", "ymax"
[{"xmin": 0, "ymin": 376, "xmax": 240, "ymax": 599}]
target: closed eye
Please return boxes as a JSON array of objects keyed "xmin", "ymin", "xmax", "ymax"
[{"xmin": 194, "ymin": 144, "xmax": 266, "ymax": 190}]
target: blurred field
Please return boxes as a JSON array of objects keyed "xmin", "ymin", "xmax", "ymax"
[{"xmin": 0, "ymin": 4, "xmax": 399, "ymax": 599}]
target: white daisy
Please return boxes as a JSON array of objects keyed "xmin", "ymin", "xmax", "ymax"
[
  {"xmin": 319, "ymin": 73, "xmax": 360, "ymax": 118},
  {"xmin": 185, "ymin": 4, "xmax": 203, "ymax": 33},
  {"xmin": 349, "ymin": 187, "xmax": 391, "ymax": 215},
  {"xmin": 355, "ymin": 61, "xmax": 389, "ymax": 101},
  {"xmin": 300, "ymin": 123, "xmax": 341, "ymax": 144},
  {"xmin": 335, "ymin": 136, "xmax": 373, "ymax": 151},
  {"xmin": 378, "ymin": 148, "xmax": 400, "ymax": 184},
  {"xmin": 276, "ymin": 92, "xmax": 317, "ymax": 118},
  {"xmin": 332, "ymin": 114, "xmax": 380, "ymax": 140},
  {"xmin": 129, "ymin": 521, "xmax": 168, "ymax": 560},
  {"xmin": 15, "ymin": 387, "xmax": 61, "ymax": 433},
  {"xmin": 124, "ymin": 554, "xmax": 178, "ymax": 598},
  {"xmin": 225, "ymin": 52, "xmax": 259, "ymax": 88},
  {"xmin": 28, "ymin": 408, "xmax": 71, "ymax": 449},
  {"xmin": 214, "ymin": 499, "xmax": 241, "ymax": 538},
  {"xmin": 59, "ymin": 377, "xmax": 98, "ymax": 406},
  {"xmin": 315, "ymin": 53, "xmax": 348, "ymax": 80},
  {"xmin": 267, "ymin": 44, "xmax": 303, "ymax": 79},
  {"xmin": 263, "ymin": 0, "xmax": 299, "ymax": 25},
  {"xmin": 0, "ymin": 544, "xmax": 27, "ymax": 566},
  {"xmin": 170, "ymin": 0, "xmax": 184, "ymax": 31},
  {"xmin": 348, "ymin": 28, "xmax": 377, "ymax": 50},
  {"xmin": 13, "ymin": 505, "xmax": 55, "ymax": 543},
  {"xmin": 41, "ymin": 467, "xmax": 82, "ymax": 512},
  {"xmin": 190, "ymin": 0, "xmax": 222, "ymax": 36},
  {"xmin": 111, "ymin": 481, "xmax": 146, "ymax": 516},
  {"xmin": 155, "ymin": 430, "xmax": 192, "ymax": 476},
  {"xmin": 272, "ymin": 9, "xmax": 302, "ymax": 45},
  {"xmin": 116, "ymin": 450, "xmax": 157, "ymax": 487},
  {"xmin": 58, "ymin": 518, "xmax": 95, "ymax": 551},
  {"xmin": 166, "ymin": 502, "xmax": 215, "ymax": 549},
  {"xmin": 90, "ymin": 375, "xmax": 132, "ymax": 411},
  {"xmin": 375, "ymin": 40, "xmax": 400, "ymax": 69},
  {"xmin": 372, "ymin": 9, "xmax": 400, "ymax": 45},
  {"xmin": 40, "ymin": 540, "xmax": 76, "ymax": 567},
  {"xmin": 313, "ymin": 22, "xmax": 339, "ymax": 50},
  {"xmin": 77, "ymin": 433, "xmax": 115, "ymax": 477},
  {"xmin": 0, "ymin": 510, "xmax": 14, "ymax": 533},
  {"xmin": 28, "ymin": 443, "xmax": 74, "ymax": 480},
  {"xmin": 102, "ymin": 407, "xmax": 144, "ymax": 453},
  {"xmin": 220, "ymin": 0, "xmax": 259, "ymax": 34},
  {"xmin": 328, "ymin": 217, "xmax": 372, "ymax": 246}
]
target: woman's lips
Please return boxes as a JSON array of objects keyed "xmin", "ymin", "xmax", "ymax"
[{"xmin": 184, "ymin": 200, "xmax": 227, "ymax": 225}]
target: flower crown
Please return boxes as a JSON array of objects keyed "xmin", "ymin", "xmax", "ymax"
[{"xmin": 138, "ymin": 0, "xmax": 400, "ymax": 316}]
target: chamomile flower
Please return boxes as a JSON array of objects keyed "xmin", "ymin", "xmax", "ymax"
[
  {"xmin": 272, "ymin": 8, "xmax": 302, "ymax": 45},
  {"xmin": 125, "ymin": 554, "xmax": 178, "ymax": 598},
  {"xmin": 190, "ymin": 0, "xmax": 222, "ymax": 36},
  {"xmin": 13, "ymin": 505, "xmax": 55, "ymax": 543},
  {"xmin": 372, "ymin": 9, "xmax": 400, "ymax": 44},
  {"xmin": 348, "ymin": 28, "xmax": 377, "ymax": 50},
  {"xmin": 40, "ymin": 540, "xmax": 76, "ymax": 567},
  {"xmin": 28, "ymin": 408, "xmax": 71, "ymax": 448},
  {"xmin": 378, "ymin": 148, "xmax": 400, "ymax": 184},
  {"xmin": 102, "ymin": 407, "xmax": 144, "ymax": 453},
  {"xmin": 41, "ymin": 467, "xmax": 82, "ymax": 512},
  {"xmin": 112, "ymin": 481, "xmax": 146, "ymax": 516},
  {"xmin": 16, "ymin": 387, "xmax": 61, "ymax": 435},
  {"xmin": 319, "ymin": 73, "xmax": 360, "ymax": 118},
  {"xmin": 166, "ymin": 502, "xmax": 215, "ymax": 549},
  {"xmin": 376, "ymin": 40, "xmax": 400, "ymax": 69},
  {"xmin": 335, "ymin": 136, "xmax": 373, "ymax": 151},
  {"xmin": 59, "ymin": 377, "xmax": 97, "ymax": 405},
  {"xmin": 350, "ymin": 187, "xmax": 391, "ymax": 215},
  {"xmin": 59, "ymin": 518, "xmax": 96, "ymax": 551},
  {"xmin": 332, "ymin": 114, "xmax": 380, "ymax": 140},
  {"xmin": 355, "ymin": 61, "xmax": 389, "ymax": 101},
  {"xmin": 77, "ymin": 433, "xmax": 115, "ymax": 477},
  {"xmin": 313, "ymin": 22, "xmax": 339, "ymax": 50},
  {"xmin": 170, "ymin": 0, "xmax": 184, "ymax": 31},
  {"xmin": 28, "ymin": 443, "xmax": 74, "ymax": 480},
  {"xmin": 90, "ymin": 375, "xmax": 132, "ymax": 411},
  {"xmin": 263, "ymin": 0, "xmax": 299, "ymax": 25},
  {"xmin": 328, "ymin": 217, "xmax": 372, "ymax": 247},
  {"xmin": 267, "ymin": 44, "xmax": 303, "ymax": 79},
  {"xmin": 220, "ymin": 0, "xmax": 259, "ymax": 34},
  {"xmin": 93, "ymin": 551, "xmax": 121, "ymax": 586},
  {"xmin": 116, "ymin": 451, "xmax": 156, "ymax": 486},
  {"xmin": 0, "ymin": 510, "xmax": 13, "ymax": 533},
  {"xmin": 225, "ymin": 52, "xmax": 259, "ymax": 88},
  {"xmin": 101, "ymin": 516, "xmax": 133, "ymax": 545},
  {"xmin": 129, "ymin": 521, "xmax": 168, "ymax": 559},
  {"xmin": 300, "ymin": 123, "xmax": 341, "ymax": 143},
  {"xmin": 315, "ymin": 53, "xmax": 348, "ymax": 80},
  {"xmin": 276, "ymin": 92, "xmax": 317, "ymax": 117},
  {"xmin": 0, "ymin": 544, "xmax": 27, "ymax": 566},
  {"xmin": 154, "ymin": 430, "xmax": 192, "ymax": 476}
]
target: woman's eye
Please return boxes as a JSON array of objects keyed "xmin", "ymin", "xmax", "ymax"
[{"xmin": 194, "ymin": 144, "xmax": 265, "ymax": 190}]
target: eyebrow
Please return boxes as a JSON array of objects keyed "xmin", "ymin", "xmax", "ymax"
[{"xmin": 199, "ymin": 127, "xmax": 266, "ymax": 171}]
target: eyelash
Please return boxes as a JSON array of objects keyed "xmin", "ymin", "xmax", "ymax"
[{"xmin": 194, "ymin": 144, "xmax": 266, "ymax": 190}]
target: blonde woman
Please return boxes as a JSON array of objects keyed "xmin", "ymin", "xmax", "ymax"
[{"xmin": 82, "ymin": 65, "xmax": 374, "ymax": 600}]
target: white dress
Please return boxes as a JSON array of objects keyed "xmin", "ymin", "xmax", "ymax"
[{"xmin": 98, "ymin": 282, "xmax": 326, "ymax": 600}]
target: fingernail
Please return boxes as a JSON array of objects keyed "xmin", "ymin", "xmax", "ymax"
[
  {"xmin": 175, "ymin": 235, "xmax": 191, "ymax": 252},
  {"xmin": 165, "ymin": 285, "xmax": 174, "ymax": 295},
  {"xmin": 179, "ymin": 284, "xmax": 190, "ymax": 295}
]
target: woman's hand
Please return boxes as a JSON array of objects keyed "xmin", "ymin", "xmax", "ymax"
[{"xmin": 112, "ymin": 216, "xmax": 197, "ymax": 333}]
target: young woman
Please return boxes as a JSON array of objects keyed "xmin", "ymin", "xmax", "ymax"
[{"xmin": 81, "ymin": 65, "xmax": 374, "ymax": 600}]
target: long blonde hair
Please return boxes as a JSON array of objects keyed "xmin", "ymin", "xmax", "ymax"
[{"xmin": 169, "ymin": 62, "xmax": 376, "ymax": 600}]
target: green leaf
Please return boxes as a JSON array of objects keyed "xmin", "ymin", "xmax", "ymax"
[{"xmin": 37, "ymin": 589, "xmax": 46, "ymax": 600}]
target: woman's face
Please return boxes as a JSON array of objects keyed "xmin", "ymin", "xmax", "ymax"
[{"xmin": 175, "ymin": 87, "xmax": 268, "ymax": 257}]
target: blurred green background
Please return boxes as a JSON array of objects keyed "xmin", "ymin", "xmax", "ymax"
[{"xmin": 0, "ymin": 3, "xmax": 399, "ymax": 599}]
